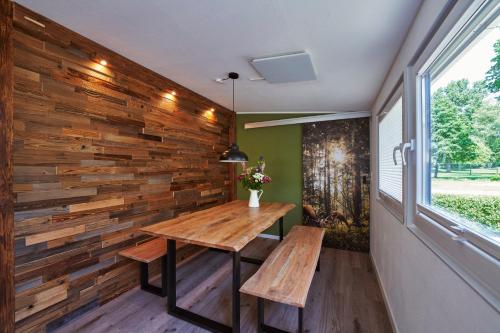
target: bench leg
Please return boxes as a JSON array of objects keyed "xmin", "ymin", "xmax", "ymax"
[
  {"xmin": 316, "ymin": 255, "xmax": 320, "ymax": 272},
  {"xmin": 139, "ymin": 257, "xmax": 168, "ymax": 297},
  {"xmin": 257, "ymin": 298, "xmax": 301, "ymax": 333},
  {"xmin": 279, "ymin": 217, "xmax": 284, "ymax": 241},
  {"xmin": 257, "ymin": 298, "xmax": 264, "ymax": 333}
]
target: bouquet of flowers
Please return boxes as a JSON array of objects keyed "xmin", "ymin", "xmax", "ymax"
[{"xmin": 238, "ymin": 156, "xmax": 272, "ymax": 190}]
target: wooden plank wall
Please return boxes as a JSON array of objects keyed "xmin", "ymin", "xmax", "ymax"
[
  {"xmin": 11, "ymin": 4, "xmax": 234, "ymax": 332},
  {"xmin": 1, "ymin": 0, "xmax": 15, "ymax": 332}
]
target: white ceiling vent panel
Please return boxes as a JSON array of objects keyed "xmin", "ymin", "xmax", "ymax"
[{"xmin": 250, "ymin": 51, "xmax": 316, "ymax": 83}]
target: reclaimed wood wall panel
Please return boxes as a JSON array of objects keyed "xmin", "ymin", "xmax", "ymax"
[
  {"xmin": 0, "ymin": 1, "xmax": 15, "ymax": 331},
  {"xmin": 11, "ymin": 4, "xmax": 234, "ymax": 332}
]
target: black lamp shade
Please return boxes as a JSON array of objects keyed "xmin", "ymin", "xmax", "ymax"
[{"xmin": 219, "ymin": 143, "xmax": 248, "ymax": 162}]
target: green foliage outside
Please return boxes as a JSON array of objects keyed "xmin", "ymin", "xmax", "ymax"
[
  {"xmin": 473, "ymin": 103, "xmax": 500, "ymax": 164},
  {"xmin": 431, "ymin": 40, "xmax": 500, "ymax": 169},
  {"xmin": 485, "ymin": 40, "xmax": 500, "ymax": 96},
  {"xmin": 431, "ymin": 80, "xmax": 498, "ymax": 166},
  {"xmin": 430, "ymin": 39, "xmax": 500, "ymax": 233},
  {"xmin": 433, "ymin": 194, "xmax": 500, "ymax": 231}
]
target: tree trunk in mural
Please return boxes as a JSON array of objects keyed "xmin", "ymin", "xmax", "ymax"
[
  {"xmin": 353, "ymin": 162, "xmax": 362, "ymax": 227},
  {"xmin": 302, "ymin": 118, "xmax": 370, "ymax": 252},
  {"xmin": 352, "ymin": 128, "xmax": 362, "ymax": 228},
  {"xmin": 324, "ymin": 140, "xmax": 331, "ymax": 214},
  {"xmin": 333, "ymin": 162, "xmax": 338, "ymax": 212}
]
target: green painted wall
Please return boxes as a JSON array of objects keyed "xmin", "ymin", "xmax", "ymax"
[{"xmin": 236, "ymin": 114, "xmax": 304, "ymax": 235}]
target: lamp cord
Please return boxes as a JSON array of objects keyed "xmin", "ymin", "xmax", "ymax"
[{"xmin": 232, "ymin": 77, "xmax": 235, "ymax": 112}]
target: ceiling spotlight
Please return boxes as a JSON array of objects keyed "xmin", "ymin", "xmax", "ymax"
[
  {"xmin": 171, "ymin": 91, "xmax": 176, "ymax": 96},
  {"xmin": 99, "ymin": 59, "xmax": 107, "ymax": 66},
  {"xmin": 210, "ymin": 108, "xmax": 215, "ymax": 112}
]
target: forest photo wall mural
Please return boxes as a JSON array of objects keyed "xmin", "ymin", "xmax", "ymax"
[{"xmin": 302, "ymin": 118, "xmax": 370, "ymax": 252}]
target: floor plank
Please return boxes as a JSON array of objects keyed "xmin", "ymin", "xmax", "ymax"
[{"xmin": 54, "ymin": 238, "xmax": 392, "ymax": 333}]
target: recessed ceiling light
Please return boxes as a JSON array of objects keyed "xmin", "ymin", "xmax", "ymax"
[
  {"xmin": 99, "ymin": 59, "xmax": 108, "ymax": 66},
  {"xmin": 171, "ymin": 91, "xmax": 176, "ymax": 96},
  {"xmin": 209, "ymin": 108, "xmax": 215, "ymax": 112}
]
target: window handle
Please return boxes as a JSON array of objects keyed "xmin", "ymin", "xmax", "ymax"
[
  {"xmin": 450, "ymin": 225, "xmax": 466, "ymax": 242},
  {"xmin": 393, "ymin": 140, "xmax": 415, "ymax": 166},
  {"xmin": 392, "ymin": 145, "xmax": 402, "ymax": 165},
  {"xmin": 401, "ymin": 139, "xmax": 415, "ymax": 166}
]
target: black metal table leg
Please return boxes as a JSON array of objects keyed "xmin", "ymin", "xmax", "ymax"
[
  {"xmin": 232, "ymin": 251, "xmax": 241, "ymax": 333},
  {"xmin": 161, "ymin": 254, "xmax": 168, "ymax": 295},
  {"xmin": 165, "ymin": 238, "xmax": 236, "ymax": 333},
  {"xmin": 279, "ymin": 217, "xmax": 284, "ymax": 241},
  {"xmin": 140, "ymin": 262, "xmax": 148, "ymax": 290},
  {"xmin": 162, "ymin": 216, "xmax": 287, "ymax": 333},
  {"xmin": 298, "ymin": 307, "xmax": 303, "ymax": 333},
  {"xmin": 167, "ymin": 239, "xmax": 176, "ymax": 312}
]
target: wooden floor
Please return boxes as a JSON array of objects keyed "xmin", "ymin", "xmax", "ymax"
[{"xmin": 55, "ymin": 238, "xmax": 392, "ymax": 333}]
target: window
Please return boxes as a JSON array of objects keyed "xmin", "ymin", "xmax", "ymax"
[
  {"xmin": 412, "ymin": 0, "xmax": 500, "ymax": 308},
  {"xmin": 419, "ymin": 1, "xmax": 499, "ymax": 251},
  {"xmin": 377, "ymin": 87, "xmax": 405, "ymax": 220},
  {"xmin": 379, "ymin": 98, "xmax": 403, "ymax": 201}
]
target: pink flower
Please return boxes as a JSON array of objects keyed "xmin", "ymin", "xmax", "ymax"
[{"xmin": 262, "ymin": 176, "xmax": 272, "ymax": 183}]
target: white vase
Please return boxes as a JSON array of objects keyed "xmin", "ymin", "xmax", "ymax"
[{"xmin": 248, "ymin": 189, "xmax": 263, "ymax": 208}]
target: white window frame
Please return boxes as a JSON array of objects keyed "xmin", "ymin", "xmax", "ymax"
[
  {"xmin": 409, "ymin": 0, "xmax": 500, "ymax": 310},
  {"xmin": 376, "ymin": 82, "xmax": 405, "ymax": 222}
]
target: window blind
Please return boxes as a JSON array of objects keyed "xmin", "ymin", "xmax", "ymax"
[{"xmin": 378, "ymin": 97, "xmax": 403, "ymax": 202}]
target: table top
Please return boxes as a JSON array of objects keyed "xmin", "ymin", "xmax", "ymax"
[{"xmin": 140, "ymin": 200, "xmax": 295, "ymax": 252}]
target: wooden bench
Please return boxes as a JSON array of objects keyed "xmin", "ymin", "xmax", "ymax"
[
  {"xmin": 119, "ymin": 238, "xmax": 185, "ymax": 297},
  {"xmin": 240, "ymin": 225, "xmax": 324, "ymax": 333}
]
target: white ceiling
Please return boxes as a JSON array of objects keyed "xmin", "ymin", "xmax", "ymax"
[{"xmin": 15, "ymin": 0, "xmax": 422, "ymax": 113}]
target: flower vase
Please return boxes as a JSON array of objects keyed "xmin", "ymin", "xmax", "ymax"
[{"xmin": 248, "ymin": 189, "xmax": 263, "ymax": 208}]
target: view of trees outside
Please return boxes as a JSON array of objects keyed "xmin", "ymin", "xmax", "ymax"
[{"xmin": 430, "ymin": 23, "xmax": 500, "ymax": 237}]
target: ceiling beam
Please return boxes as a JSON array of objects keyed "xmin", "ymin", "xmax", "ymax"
[{"xmin": 244, "ymin": 111, "xmax": 371, "ymax": 129}]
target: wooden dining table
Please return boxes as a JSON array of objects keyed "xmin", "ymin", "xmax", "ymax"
[{"xmin": 141, "ymin": 200, "xmax": 295, "ymax": 333}]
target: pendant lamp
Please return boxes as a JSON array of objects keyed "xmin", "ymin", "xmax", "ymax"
[{"xmin": 219, "ymin": 72, "xmax": 248, "ymax": 163}]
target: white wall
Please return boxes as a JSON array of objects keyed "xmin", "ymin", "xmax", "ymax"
[{"xmin": 370, "ymin": 1, "xmax": 500, "ymax": 332}]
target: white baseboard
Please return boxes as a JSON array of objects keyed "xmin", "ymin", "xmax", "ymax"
[
  {"xmin": 257, "ymin": 233, "xmax": 280, "ymax": 240},
  {"xmin": 370, "ymin": 253, "xmax": 399, "ymax": 333}
]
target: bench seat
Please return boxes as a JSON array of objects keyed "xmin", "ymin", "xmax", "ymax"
[
  {"xmin": 240, "ymin": 225, "xmax": 324, "ymax": 332},
  {"xmin": 240, "ymin": 225, "xmax": 324, "ymax": 308},
  {"xmin": 118, "ymin": 237, "xmax": 185, "ymax": 263}
]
